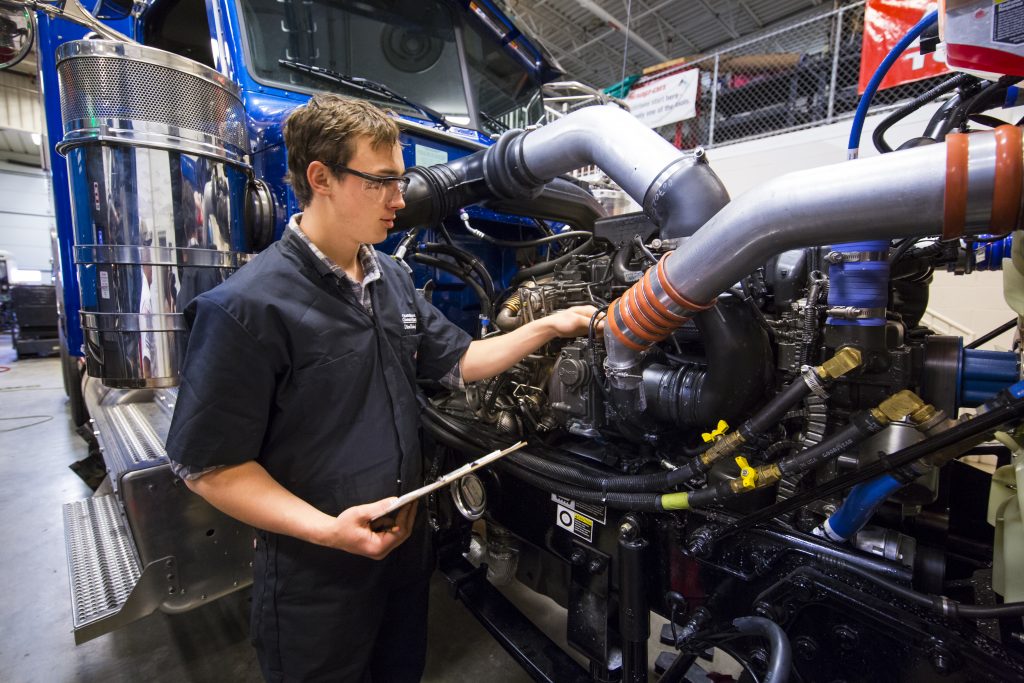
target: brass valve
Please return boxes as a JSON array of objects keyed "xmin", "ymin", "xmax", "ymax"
[{"xmin": 816, "ymin": 347, "xmax": 863, "ymax": 380}]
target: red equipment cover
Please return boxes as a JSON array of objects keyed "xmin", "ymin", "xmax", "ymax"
[{"xmin": 858, "ymin": 0, "xmax": 950, "ymax": 94}]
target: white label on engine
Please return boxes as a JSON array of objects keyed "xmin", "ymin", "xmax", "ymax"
[
  {"xmin": 99, "ymin": 271, "xmax": 110, "ymax": 299},
  {"xmin": 414, "ymin": 145, "xmax": 448, "ymax": 167},
  {"xmin": 551, "ymin": 494, "xmax": 606, "ymax": 524},
  {"xmin": 556, "ymin": 503, "xmax": 594, "ymax": 542}
]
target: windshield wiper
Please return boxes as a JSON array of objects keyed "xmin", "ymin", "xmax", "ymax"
[
  {"xmin": 479, "ymin": 110, "xmax": 509, "ymax": 133},
  {"xmin": 279, "ymin": 60, "xmax": 450, "ymax": 130}
]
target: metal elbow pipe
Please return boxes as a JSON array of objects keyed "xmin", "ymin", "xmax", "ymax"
[{"xmin": 605, "ymin": 127, "xmax": 1024, "ymax": 388}]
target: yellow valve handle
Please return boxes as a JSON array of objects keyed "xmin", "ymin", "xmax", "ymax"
[
  {"xmin": 735, "ymin": 456, "xmax": 758, "ymax": 490},
  {"xmin": 702, "ymin": 419, "xmax": 730, "ymax": 443}
]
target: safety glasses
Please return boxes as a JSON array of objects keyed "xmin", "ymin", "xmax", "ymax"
[{"xmin": 327, "ymin": 162, "xmax": 410, "ymax": 200}]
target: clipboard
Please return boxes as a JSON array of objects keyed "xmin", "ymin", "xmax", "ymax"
[{"xmin": 369, "ymin": 441, "xmax": 527, "ymax": 531}]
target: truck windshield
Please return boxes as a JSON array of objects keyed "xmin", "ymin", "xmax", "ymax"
[{"xmin": 237, "ymin": 0, "xmax": 542, "ymax": 130}]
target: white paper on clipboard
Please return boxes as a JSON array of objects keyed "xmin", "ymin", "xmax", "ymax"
[{"xmin": 369, "ymin": 441, "xmax": 527, "ymax": 526}]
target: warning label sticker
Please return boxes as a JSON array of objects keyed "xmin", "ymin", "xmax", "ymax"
[
  {"xmin": 556, "ymin": 504, "xmax": 595, "ymax": 542},
  {"xmin": 551, "ymin": 494, "xmax": 606, "ymax": 525},
  {"xmin": 995, "ymin": 0, "xmax": 1024, "ymax": 45}
]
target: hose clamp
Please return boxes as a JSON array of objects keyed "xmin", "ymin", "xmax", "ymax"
[
  {"xmin": 801, "ymin": 366, "xmax": 830, "ymax": 399},
  {"xmin": 825, "ymin": 250, "xmax": 888, "ymax": 264},
  {"xmin": 826, "ymin": 306, "xmax": 887, "ymax": 320}
]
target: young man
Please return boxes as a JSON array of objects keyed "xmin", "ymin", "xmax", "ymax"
[{"xmin": 164, "ymin": 94, "xmax": 598, "ymax": 682}]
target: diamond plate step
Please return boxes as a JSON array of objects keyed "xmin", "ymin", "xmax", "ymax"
[
  {"xmin": 64, "ymin": 494, "xmax": 141, "ymax": 631},
  {"xmin": 63, "ymin": 494, "xmax": 176, "ymax": 644}
]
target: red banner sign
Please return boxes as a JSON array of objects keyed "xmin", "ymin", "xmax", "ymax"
[{"xmin": 859, "ymin": 0, "xmax": 950, "ymax": 94}]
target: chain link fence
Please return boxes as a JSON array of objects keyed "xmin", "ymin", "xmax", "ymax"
[{"xmin": 646, "ymin": 2, "xmax": 950, "ymax": 150}]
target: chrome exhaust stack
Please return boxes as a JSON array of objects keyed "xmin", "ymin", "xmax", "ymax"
[{"xmin": 56, "ymin": 40, "xmax": 254, "ymax": 388}]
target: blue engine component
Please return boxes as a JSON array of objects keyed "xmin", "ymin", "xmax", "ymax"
[
  {"xmin": 826, "ymin": 240, "xmax": 890, "ymax": 326},
  {"xmin": 962, "ymin": 347, "xmax": 1020, "ymax": 407},
  {"xmin": 817, "ymin": 473, "xmax": 904, "ymax": 542},
  {"xmin": 974, "ymin": 234, "xmax": 1013, "ymax": 271}
]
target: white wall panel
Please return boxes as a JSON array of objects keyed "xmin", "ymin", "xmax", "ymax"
[
  {"xmin": 0, "ymin": 167, "xmax": 54, "ymax": 271},
  {"xmin": 0, "ymin": 71, "xmax": 42, "ymax": 134}
]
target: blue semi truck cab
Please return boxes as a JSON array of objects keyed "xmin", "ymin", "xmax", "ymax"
[{"xmin": 31, "ymin": 0, "xmax": 560, "ymax": 644}]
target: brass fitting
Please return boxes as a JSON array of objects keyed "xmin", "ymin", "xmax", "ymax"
[
  {"xmin": 727, "ymin": 462, "xmax": 783, "ymax": 494},
  {"xmin": 870, "ymin": 389, "xmax": 926, "ymax": 425},
  {"xmin": 700, "ymin": 431, "xmax": 745, "ymax": 467},
  {"xmin": 816, "ymin": 347, "xmax": 863, "ymax": 380}
]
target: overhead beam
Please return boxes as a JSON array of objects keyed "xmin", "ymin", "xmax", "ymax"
[
  {"xmin": 568, "ymin": 0, "xmax": 697, "ymax": 57},
  {"xmin": 570, "ymin": 0, "xmax": 668, "ymax": 62},
  {"xmin": 735, "ymin": 0, "xmax": 763, "ymax": 27},
  {"xmin": 695, "ymin": 0, "xmax": 741, "ymax": 40}
]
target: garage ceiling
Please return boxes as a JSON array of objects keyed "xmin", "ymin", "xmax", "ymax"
[
  {"xmin": 0, "ymin": 1, "xmax": 850, "ymax": 166},
  {"xmin": 499, "ymin": 0, "xmax": 841, "ymax": 90}
]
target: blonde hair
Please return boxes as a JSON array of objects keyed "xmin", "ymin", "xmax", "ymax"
[{"xmin": 283, "ymin": 94, "xmax": 401, "ymax": 207}]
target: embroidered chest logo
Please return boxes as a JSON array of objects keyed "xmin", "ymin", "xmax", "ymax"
[{"xmin": 401, "ymin": 313, "xmax": 417, "ymax": 331}]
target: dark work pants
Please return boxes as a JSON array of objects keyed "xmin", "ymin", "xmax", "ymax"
[{"xmin": 253, "ymin": 524, "xmax": 432, "ymax": 683}]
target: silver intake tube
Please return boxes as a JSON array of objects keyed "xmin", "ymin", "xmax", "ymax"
[
  {"xmin": 662, "ymin": 135, "xmax": 1001, "ymax": 304},
  {"xmin": 518, "ymin": 105, "xmax": 685, "ymax": 205}
]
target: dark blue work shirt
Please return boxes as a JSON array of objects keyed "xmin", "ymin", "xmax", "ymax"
[{"xmin": 165, "ymin": 227, "xmax": 472, "ymax": 515}]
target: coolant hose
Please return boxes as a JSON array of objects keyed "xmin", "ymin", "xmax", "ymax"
[
  {"xmin": 826, "ymin": 241, "xmax": 890, "ymax": 327},
  {"xmin": 848, "ymin": 10, "xmax": 939, "ymax": 158},
  {"xmin": 777, "ymin": 411, "xmax": 887, "ymax": 475},
  {"xmin": 815, "ymin": 474, "xmax": 904, "ymax": 542},
  {"xmin": 732, "ymin": 616, "xmax": 792, "ymax": 683}
]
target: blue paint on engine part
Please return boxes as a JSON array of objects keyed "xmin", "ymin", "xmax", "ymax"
[
  {"xmin": 826, "ymin": 240, "xmax": 890, "ymax": 326},
  {"xmin": 974, "ymin": 235, "xmax": 1013, "ymax": 271},
  {"xmin": 961, "ymin": 348, "xmax": 1020, "ymax": 407}
]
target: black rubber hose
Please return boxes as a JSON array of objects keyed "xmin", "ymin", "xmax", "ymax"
[
  {"xmin": 509, "ymin": 448, "xmax": 698, "ymax": 493},
  {"xmin": 498, "ymin": 460, "xmax": 667, "ymax": 512},
  {"xmin": 419, "ymin": 243, "xmax": 495, "ymax": 299},
  {"xmin": 611, "ymin": 244, "xmax": 643, "ymax": 284},
  {"xmin": 741, "ymin": 376, "xmax": 812, "ymax": 438},
  {"xmin": 423, "ymin": 411, "xmax": 483, "ymax": 453},
  {"xmin": 412, "ymin": 253, "xmax": 493, "ymax": 321},
  {"xmin": 836, "ymin": 561, "xmax": 1024, "ymax": 619},
  {"xmin": 510, "ymin": 238, "xmax": 597, "ymax": 286},
  {"xmin": 422, "ymin": 405, "xmax": 706, "ymax": 500},
  {"xmin": 423, "ymin": 404, "xmax": 702, "ymax": 492},
  {"xmin": 951, "ymin": 76, "xmax": 1022, "ymax": 131},
  {"xmin": 686, "ymin": 297, "xmax": 773, "ymax": 428},
  {"xmin": 966, "ymin": 317, "xmax": 1017, "ymax": 349},
  {"xmin": 732, "ymin": 617, "xmax": 792, "ymax": 683},
  {"xmin": 423, "ymin": 404, "xmax": 491, "ymax": 448},
  {"xmin": 466, "ymin": 227, "xmax": 592, "ymax": 248},
  {"xmin": 633, "ymin": 234, "xmax": 658, "ymax": 266},
  {"xmin": 872, "ymin": 73, "xmax": 974, "ymax": 153},
  {"xmin": 776, "ymin": 411, "xmax": 886, "ymax": 475}
]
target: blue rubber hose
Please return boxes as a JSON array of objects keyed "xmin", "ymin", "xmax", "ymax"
[
  {"xmin": 848, "ymin": 10, "xmax": 939, "ymax": 159},
  {"xmin": 817, "ymin": 474, "xmax": 904, "ymax": 541}
]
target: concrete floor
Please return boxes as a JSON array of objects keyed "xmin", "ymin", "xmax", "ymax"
[{"xmin": 0, "ymin": 336, "xmax": 695, "ymax": 682}]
